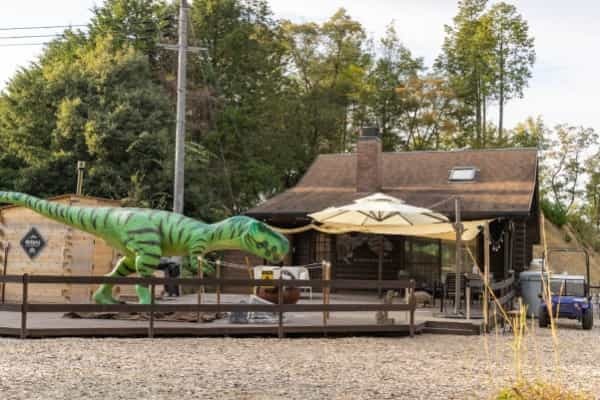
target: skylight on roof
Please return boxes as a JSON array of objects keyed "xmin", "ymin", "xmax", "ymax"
[{"xmin": 449, "ymin": 167, "xmax": 477, "ymax": 182}]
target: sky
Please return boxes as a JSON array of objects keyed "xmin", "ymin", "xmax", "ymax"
[{"xmin": 1, "ymin": 0, "xmax": 599, "ymax": 131}]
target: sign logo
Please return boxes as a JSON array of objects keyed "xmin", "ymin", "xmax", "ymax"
[{"xmin": 20, "ymin": 228, "xmax": 46, "ymax": 259}]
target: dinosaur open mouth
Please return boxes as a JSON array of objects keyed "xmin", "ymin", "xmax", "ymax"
[{"xmin": 269, "ymin": 253, "xmax": 284, "ymax": 263}]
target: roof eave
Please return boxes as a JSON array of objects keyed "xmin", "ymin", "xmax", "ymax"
[{"xmin": 246, "ymin": 209, "xmax": 533, "ymax": 220}]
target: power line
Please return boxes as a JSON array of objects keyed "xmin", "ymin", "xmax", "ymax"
[
  {"xmin": 0, "ymin": 42, "xmax": 51, "ymax": 47},
  {"xmin": 0, "ymin": 33, "xmax": 64, "ymax": 40},
  {"xmin": 0, "ymin": 24, "xmax": 87, "ymax": 31},
  {"xmin": 0, "ymin": 35, "xmax": 172, "ymax": 49},
  {"xmin": 0, "ymin": 20, "xmax": 179, "ymax": 49}
]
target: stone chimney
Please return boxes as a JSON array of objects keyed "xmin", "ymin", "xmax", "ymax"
[{"xmin": 356, "ymin": 127, "xmax": 382, "ymax": 193}]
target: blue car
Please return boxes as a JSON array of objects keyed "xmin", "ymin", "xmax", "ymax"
[{"xmin": 538, "ymin": 249, "xmax": 593, "ymax": 330}]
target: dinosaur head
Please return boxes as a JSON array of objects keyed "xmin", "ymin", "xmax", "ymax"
[{"xmin": 242, "ymin": 218, "xmax": 289, "ymax": 263}]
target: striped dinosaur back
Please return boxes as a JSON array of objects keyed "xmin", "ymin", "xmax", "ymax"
[{"xmin": 0, "ymin": 191, "xmax": 109, "ymax": 234}]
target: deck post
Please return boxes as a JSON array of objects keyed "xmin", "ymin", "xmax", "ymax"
[
  {"xmin": 409, "ymin": 279, "xmax": 415, "ymax": 337},
  {"xmin": 454, "ymin": 198, "xmax": 464, "ymax": 314},
  {"xmin": 20, "ymin": 273, "xmax": 28, "ymax": 339},
  {"xmin": 216, "ymin": 259, "xmax": 221, "ymax": 316},
  {"xmin": 149, "ymin": 283, "xmax": 155, "ymax": 338},
  {"xmin": 197, "ymin": 255, "xmax": 203, "ymax": 323},
  {"xmin": 466, "ymin": 284, "xmax": 471, "ymax": 320},
  {"xmin": 277, "ymin": 273, "xmax": 284, "ymax": 338},
  {"xmin": 404, "ymin": 285, "xmax": 410, "ymax": 321},
  {"xmin": 322, "ymin": 261, "xmax": 331, "ymax": 320},
  {"xmin": 1, "ymin": 242, "xmax": 8, "ymax": 304},
  {"xmin": 483, "ymin": 222, "xmax": 491, "ymax": 330},
  {"xmin": 377, "ymin": 235, "xmax": 384, "ymax": 297},
  {"xmin": 321, "ymin": 261, "xmax": 326, "ymax": 333}
]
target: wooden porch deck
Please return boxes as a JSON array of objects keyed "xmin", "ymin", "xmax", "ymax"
[{"xmin": 0, "ymin": 292, "xmax": 482, "ymax": 338}]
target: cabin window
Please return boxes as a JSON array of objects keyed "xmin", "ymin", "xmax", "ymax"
[{"xmin": 448, "ymin": 167, "xmax": 477, "ymax": 182}]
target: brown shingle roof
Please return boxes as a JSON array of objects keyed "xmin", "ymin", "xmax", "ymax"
[{"xmin": 247, "ymin": 148, "xmax": 538, "ymax": 220}]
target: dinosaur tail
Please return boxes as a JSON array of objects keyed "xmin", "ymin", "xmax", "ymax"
[{"xmin": 0, "ymin": 191, "xmax": 92, "ymax": 232}]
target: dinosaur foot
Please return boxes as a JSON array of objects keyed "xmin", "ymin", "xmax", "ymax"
[{"xmin": 92, "ymin": 290, "xmax": 121, "ymax": 305}]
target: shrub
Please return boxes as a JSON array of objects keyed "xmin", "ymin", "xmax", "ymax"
[
  {"xmin": 541, "ymin": 199, "xmax": 568, "ymax": 227},
  {"xmin": 568, "ymin": 213, "xmax": 600, "ymax": 251},
  {"xmin": 495, "ymin": 381, "xmax": 591, "ymax": 400}
]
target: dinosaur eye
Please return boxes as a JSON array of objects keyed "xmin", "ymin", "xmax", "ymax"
[{"xmin": 256, "ymin": 242, "xmax": 264, "ymax": 249}]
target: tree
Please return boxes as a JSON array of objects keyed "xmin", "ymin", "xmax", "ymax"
[
  {"xmin": 89, "ymin": 0, "xmax": 177, "ymax": 69},
  {"xmin": 585, "ymin": 156, "xmax": 600, "ymax": 230},
  {"xmin": 0, "ymin": 34, "xmax": 173, "ymax": 202},
  {"xmin": 188, "ymin": 0, "xmax": 304, "ymax": 218},
  {"xmin": 282, "ymin": 8, "xmax": 369, "ymax": 155},
  {"xmin": 486, "ymin": 3, "xmax": 535, "ymax": 139},
  {"xmin": 543, "ymin": 125, "xmax": 598, "ymax": 215},
  {"xmin": 0, "ymin": 0, "xmax": 543, "ymax": 223},
  {"xmin": 364, "ymin": 24, "xmax": 423, "ymax": 150},
  {"xmin": 436, "ymin": 0, "xmax": 535, "ymax": 148},
  {"xmin": 510, "ymin": 116, "xmax": 546, "ymax": 148},
  {"xmin": 395, "ymin": 75, "xmax": 459, "ymax": 150},
  {"xmin": 436, "ymin": 0, "xmax": 494, "ymax": 148}
]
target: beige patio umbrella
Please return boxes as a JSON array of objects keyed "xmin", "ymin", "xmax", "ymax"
[{"xmin": 309, "ymin": 193, "xmax": 449, "ymax": 295}]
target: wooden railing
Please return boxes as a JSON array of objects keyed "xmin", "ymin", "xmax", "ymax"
[
  {"xmin": 0, "ymin": 274, "xmax": 417, "ymax": 339},
  {"xmin": 464, "ymin": 274, "xmax": 516, "ymax": 321},
  {"xmin": 490, "ymin": 274, "xmax": 516, "ymax": 309},
  {"xmin": 485, "ymin": 274, "xmax": 517, "ymax": 331}
]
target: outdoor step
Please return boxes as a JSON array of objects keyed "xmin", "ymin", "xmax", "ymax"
[
  {"xmin": 424, "ymin": 320, "xmax": 481, "ymax": 331},
  {"xmin": 422, "ymin": 326, "xmax": 481, "ymax": 336}
]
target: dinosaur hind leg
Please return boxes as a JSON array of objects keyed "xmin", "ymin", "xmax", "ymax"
[
  {"xmin": 123, "ymin": 229, "xmax": 163, "ymax": 304},
  {"xmin": 93, "ymin": 256, "xmax": 135, "ymax": 304},
  {"xmin": 134, "ymin": 253, "xmax": 161, "ymax": 304}
]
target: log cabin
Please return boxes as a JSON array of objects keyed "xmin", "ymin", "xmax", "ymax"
[{"xmin": 237, "ymin": 128, "xmax": 540, "ymax": 293}]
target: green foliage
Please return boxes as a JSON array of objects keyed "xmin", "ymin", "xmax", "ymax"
[
  {"xmin": 185, "ymin": 0, "xmax": 304, "ymax": 219},
  {"xmin": 486, "ymin": 2, "xmax": 535, "ymax": 138},
  {"xmin": 0, "ymin": 0, "xmax": 545, "ymax": 223},
  {"xmin": 0, "ymin": 31, "xmax": 173, "ymax": 201},
  {"xmin": 543, "ymin": 125, "xmax": 598, "ymax": 215},
  {"xmin": 281, "ymin": 8, "xmax": 370, "ymax": 154},
  {"xmin": 541, "ymin": 199, "xmax": 567, "ymax": 227},
  {"xmin": 510, "ymin": 116, "xmax": 546, "ymax": 148},
  {"xmin": 436, "ymin": 0, "xmax": 535, "ymax": 147},
  {"xmin": 364, "ymin": 24, "xmax": 447, "ymax": 151},
  {"xmin": 495, "ymin": 380, "xmax": 590, "ymax": 400},
  {"xmin": 568, "ymin": 213, "xmax": 600, "ymax": 252},
  {"xmin": 89, "ymin": 0, "xmax": 177, "ymax": 68}
]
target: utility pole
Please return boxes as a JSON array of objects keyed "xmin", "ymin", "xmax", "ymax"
[
  {"xmin": 160, "ymin": 0, "xmax": 206, "ymax": 214},
  {"xmin": 172, "ymin": 0, "xmax": 189, "ymax": 214}
]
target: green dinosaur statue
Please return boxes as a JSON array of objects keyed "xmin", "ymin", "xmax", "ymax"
[{"xmin": 0, "ymin": 191, "xmax": 289, "ymax": 304}]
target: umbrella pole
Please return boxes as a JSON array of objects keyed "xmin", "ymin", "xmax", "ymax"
[{"xmin": 378, "ymin": 235, "xmax": 383, "ymax": 297}]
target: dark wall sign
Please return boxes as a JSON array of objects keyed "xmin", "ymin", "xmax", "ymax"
[{"xmin": 20, "ymin": 228, "xmax": 46, "ymax": 259}]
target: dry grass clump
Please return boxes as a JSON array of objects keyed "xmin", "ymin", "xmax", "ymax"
[
  {"xmin": 495, "ymin": 381, "xmax": 592, "ymax": 400},
  {"xmin": 488, "ymin": 214, "xmax": 594, "ymax": 400}
]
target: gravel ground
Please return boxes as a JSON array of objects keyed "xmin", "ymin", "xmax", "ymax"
[{"xmin": 1, "ymin": 324, "xmax": 599, "ymax": 400}]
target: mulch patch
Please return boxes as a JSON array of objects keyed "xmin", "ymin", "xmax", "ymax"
[{"xmin": 63, "ymin": 311, "xmax": 221, "ymax": 323}]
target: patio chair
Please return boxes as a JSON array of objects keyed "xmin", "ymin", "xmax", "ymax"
[
  {"xmin": 442, "ymin": 273, "xmax": 466, "ymax": 311},
  {"xmin": 464, "ymin": 273, "xmax": 483, "ymax": 304}
]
